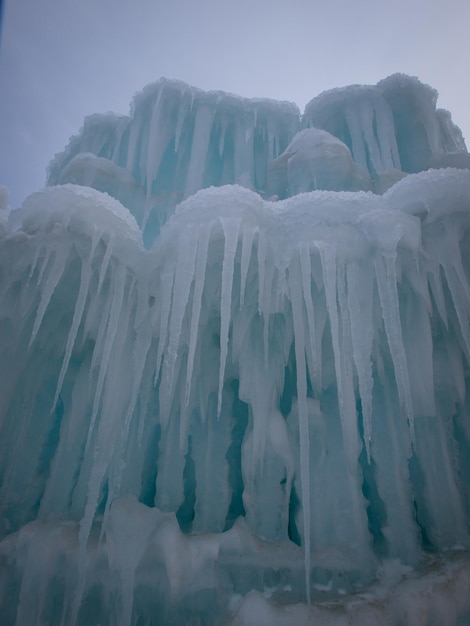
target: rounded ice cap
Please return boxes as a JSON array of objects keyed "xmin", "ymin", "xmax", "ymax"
[
  {"xmin": 384, "ymin": 168, "xmax": 470, "ymax": 221},
  {"xmin": 18, "ymin": 184, "xmax": 143, "ymax": 245},
  {"xmin": 173, "ymin": 184, "xmax": 266, "ymax": 222},
  {"xmin": 267, "ymin": 128, "xmax": 372, "ymax": 198}
]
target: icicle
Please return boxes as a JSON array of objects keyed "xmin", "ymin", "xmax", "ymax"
[
  {"xmin": 263, "ymin": 261, "xmax": 277, "ymax": 370},
  {"xmin": 345, "ymin": 106, "xmax": 367, "ymax": 173},
  {"xmin": 184, "ymin": 222, "xmax": 211, "ymax": 411},
  {"xmin": 86, "ymin": 264, "xmax": 127, "ymax": 451},
  {"xmin": 26, "ymin": 243, "xmax": 44, "ymax": 286},
  {"xmin": 255, "ymin": 228, "xmax": 273, "ymax": 369},
  {"xmin": 289, "ymin": 252, "xmax": 311, "ymax": 605},
  {"xmin": 161, "ymin": 226, "xmax": 198, "ymax": 426},
  {"xmin": 83, "ymin": 282, "xmax": 136, "ymax": 561},
  {"xmin": 29, "ymin": 243, "xmax": 69, "ymax": 348},
  {"xmin": 240, "ymin": 225, "xmax": 256, "ymax": 307},
  {"xmin": 52, "ymin": 231, "xmax": 100, "ymax": 410},
  {"xmin": 154, "ymin": 259, "xmax": 176, "ymax": 388},
  {"xmin": 174, "ymin": 94, "xmax": 190, "ymax": 153},
  {"xmin": 302, "ymin": 253, "xmax": 327, "ymax": 393},
  {"xmin": 336, "ymin": 260, "xmax": 360, "ymax": 465},
  {"xmin": 136, "ymin": 343, "xmax": 157, "ymax": 447},
  {"xmin": 185, "ymin": 104, "xmax": 215, "ymax": 197},
  {"xmin": 402, "ymin": 286, "xmax": 436, "ymax": 417},
  {"xmin": 111, "ymin": 119, "xmax": 125, "ymax": 164},
  {"xmin": 37, "ymin": 245, "xmax": 54, "ymax": 286},
  {"xmin": 122, "ymin": 285, "xmax": 156, "ymax": 448},
  {"xmin": 125, "ymin": 115, "xmax": 141, "ymax": 172},
  {"xmin": 232, "ymin": 121, "xmax": 245, "ymax": 185},
  {"xmin": 375, "ymin": 251, "xmax": 415, "ymax": 440},
  {"xmin": 95, "ymin": 234, "xmax": 113, "ymax": 293},
  {"xmin": 263, "ymin": 308, "xmax": 270, "ymax": 371},
  {"xmin": 265, "ymin": 121, "xmax": 273, "ymax": 161},
  {"xmin": 140, "ymin": 194, "xmax": 155, "ymax": 236},
  {"xmin": 347, "ymin": 261, "xmax": 374, "ymax": 460},
  {"xmin": 90, "ymin": 276, "xmax": 114, "ymax": 374},
  {"xmin": 442, "ymin": 258, "xmax": 470, "ymax": 360},
  {"xmin": 313, "ymin": 292, "xmax": 327, "ymax": 392},
  {"xmin": 403, "ymin": 252, "xmax": 432, "ymax": 314},
  {"xmin": 439, "ymin": 221, "xmax": 470, "ymax": 351},
  {"xmin": 428, "ymin": 260, "xmax": 448, "ymax": 328},
  {"xmin": 257, "ymin": 230, "xmax": 267, "ymax": 315},
  {"xmin": 217, "ymin": 217, "xmax": 240, "ymax": 417},
  {"xmin": 145, "ymin": 87, "xmax": 166, "ymax": 196},
  {"xmin": 299, "ymin": 244, "xmax": 318, "ymax": 391},
  {"xmin": 316, "ymin": 243, "xmax": 351, "ymax": 444},
  {"xmin": 219, "ymin": 119, "xmax": 227, "ymax": 157}
]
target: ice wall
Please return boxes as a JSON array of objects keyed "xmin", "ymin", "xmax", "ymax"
[
  {"xmin": 303, "ymin": 74, "xmax": 468, "ymax": 179},
  {"xmin": 48, "ymin": 79, "xmax": 300, "ymax": 245},
  {"xmin": 47, "ymin": 75, "xmax": 467, "ymax": 246},
  {"xmin": 1, "ymin": 76, "xmax": 470, "ymax": 625}
]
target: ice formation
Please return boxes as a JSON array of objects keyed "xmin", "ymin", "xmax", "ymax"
[{"xmin": 1, "ymin": 75, "xmax": 470, "ymax": 625}]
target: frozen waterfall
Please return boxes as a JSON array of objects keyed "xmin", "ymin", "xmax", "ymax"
[{"xmin": 1, "ymin": 75, "xmax": 470, "ymax": 625}]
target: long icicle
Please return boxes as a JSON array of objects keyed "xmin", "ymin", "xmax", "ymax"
[
  {"xmin": 289, "ymin": 250, "xmax": 311, "ymax": 605},
  {"xmin": 86, "ymin": 264, "xmax": 127, "ymax": 451},
  {"xmin": 218, "ymin": 217, "xmax": 240, "ymax": 417},
  {"xmin": 336, "ymin": 259, "xmax": 360, "ymax": 466},
  {"xmin": 154, "ymin": 258, "xmax": 176, "ymax": 389},
  {"xmin": 240, "ymin": 225, "xmax": 256, "ymax": 308},
  {"xmin": 52, "ymin": 231, "xmax": 100, "ymax": 410},
  {"xmin": 29, "ymin": 243, "xmax": 69, "ymax": 348},
  {"xmin": 299, "ymin": 244, "xmax": 318, "ymax": 392},
  {"xmin": 375, "ymin": 250, "xmax": 415, "ymax": 442},
  {"xmin": 184, "ymin": 222, "xmax": 211, "ymax": 412},
  {"xmin": 347, "ymin": 261, "xmax": 374, "ymax": 460},
  {"xmin": 162, "ymin": 226, "xmax": 198, "ymax": 421}
]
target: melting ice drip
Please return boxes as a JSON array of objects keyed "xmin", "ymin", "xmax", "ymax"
[{"xmin": 1, "ymin": 75, "xmax": 470, "ymax": 625}]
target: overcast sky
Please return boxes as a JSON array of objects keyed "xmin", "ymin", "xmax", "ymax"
[{"xmin": 1, "ymin": 0, "xmax": 469, "ymax": 209}]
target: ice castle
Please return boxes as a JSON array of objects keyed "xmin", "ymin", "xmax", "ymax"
[{"xmin": 1, "ymin": 74, "xmax": 470, "ymax": 625}]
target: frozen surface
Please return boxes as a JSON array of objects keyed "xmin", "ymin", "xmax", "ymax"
[
  {"xmin": 47, "ymin": 75, "xmax": 468, "ymax": 247},
  {"xmin": 303, "ymin": 73, "xmax": 468, "ymax": 179},
  {"xmin": 48, "ymin": 79, "xmax": 300, "ymax": 246},
  {"xmin": 1, "ymin": 76, "xmax": 470, "ymax": 625},
  {"xmin": 266, "ymin": 128, "xmax": 372, "ymax": 197}
]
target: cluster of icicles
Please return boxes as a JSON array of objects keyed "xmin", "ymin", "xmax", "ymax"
[{"xmin": 1, "ymin": 168, "xmax": 470, "ymax": 622}]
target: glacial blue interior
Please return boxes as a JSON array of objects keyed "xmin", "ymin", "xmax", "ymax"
[{"xmin": 1, "ymin": 74, "xmax": 470, "ymax": 625}]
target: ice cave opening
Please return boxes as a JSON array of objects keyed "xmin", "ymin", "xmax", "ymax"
[{"xmin": 1, "ymin": 74, "xmax": 470, "ymax": 625}]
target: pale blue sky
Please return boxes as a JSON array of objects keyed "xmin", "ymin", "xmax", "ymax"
[{"xmin": 1, "ymin": 0, "xmax": 469, "ymax": 208}]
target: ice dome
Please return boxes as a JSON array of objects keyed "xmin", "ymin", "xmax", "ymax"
[
  {"xmin": 1, "ymin": 75, "xmax": 470, "ymax": 626},
  {"xmin": 266, "ymin": 128, "xmax": 373, "ymax": 197}
]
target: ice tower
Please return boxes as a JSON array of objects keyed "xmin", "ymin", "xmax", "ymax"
[{"xmin": 1, "ymin": 74, "xmax": 470, "ymax": 625}]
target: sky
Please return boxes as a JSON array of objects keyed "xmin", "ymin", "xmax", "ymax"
[{"xmin": 0, "ymin": 0, "xmax": 469, "ymax": 209}]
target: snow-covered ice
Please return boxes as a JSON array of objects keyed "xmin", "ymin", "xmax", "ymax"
[{"xmin": 1, "ymin": 75, "xmax": 470, "ymax": 625}]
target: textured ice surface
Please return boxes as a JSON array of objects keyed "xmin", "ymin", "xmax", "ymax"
[
  {"xmin": 48, "ymin": 79, "xmax": 300, "ymax": 246},
  {"xmin": 47, "ymin": 74, "xmax": 468, "ymax": 247},
  {"xmin": 1, "ymin": 75, "xmax": 470, "ymax": 625},
  {"xmin": 266, "ymin": 128, "xmax": 373, "ymax": 197}
]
